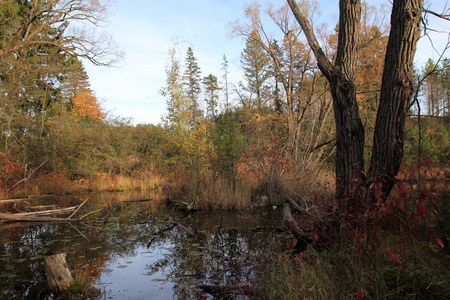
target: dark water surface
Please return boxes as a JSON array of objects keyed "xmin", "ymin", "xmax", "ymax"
[{"xmin": 0, "ymin": 192, "xmax": 284, "ymax": 299}]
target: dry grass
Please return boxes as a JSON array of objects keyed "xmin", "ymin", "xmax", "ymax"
[
  {"xmin": 197, "ymin": 173, "xmax": 255, "ymax": 210},
  {"xmin": 8, "ymin": 167, "xmax": 165, "ymax": 198}
]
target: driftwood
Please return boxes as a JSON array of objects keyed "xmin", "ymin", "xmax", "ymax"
[
  {"xmin": 45, "ymin": 253, "xmax": 74, "ymax": 291},
  {"xmin": 12, "ymin": 206, "xmax": 78, "ymax": 217},
  {"xmin": 27, "ymin": 205, "xmax": 58, "ymax": 210},
  {"xmin": 0, "ymin": 198, "xmax": 30, "ymax": 204},
  {"xmin": 0, "ymin": 199, "xmax": 91, "ymax": 222},
  {"xmin": 0, "ymin": 212, "xmax": 81, "ymax": 222}
]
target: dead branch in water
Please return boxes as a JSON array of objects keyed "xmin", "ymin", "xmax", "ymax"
[
  {"xmin": 0, "ymin": 200, "xmax": 91, "ymax": 222},
  {"xmin": 0, "ymin": 198, "xmax": 30, "ymax": 204},
  {"xmin": 12, "ymin": 206, "xmax": 78, "ymax": 217},
  {"xmin": 68, "ymin": 198, "xmax": 89, "ymax": 219},
  {"xmin": 0, "ymin": 212, "xmax": 81, "ymax": 222}
]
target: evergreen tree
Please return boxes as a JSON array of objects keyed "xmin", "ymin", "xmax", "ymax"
[
  {"xmin": 240, "ymin": 32, "xmax": 272, "ymax": 111},
  {"xmin": 202, "ymin": 74, "xmax": 220, "ymax": 121},
  {"xmin": 221, "ymin": 55, "xmax": 230, "ymax": 111},
  {"xmin": 183, "ymin": 47, "xmax": 202, "ymax": 124},
  {"xmin": 423, "ymin": 58, "xmax": 450, "ymax": 117}
]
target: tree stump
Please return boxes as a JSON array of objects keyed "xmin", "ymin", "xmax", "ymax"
[{"xmin": 45, "ymin": 253, "xmax": 74, "ymax": 291}]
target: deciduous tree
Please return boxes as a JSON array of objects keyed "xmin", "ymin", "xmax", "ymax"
[
  {"xmin": 0, "ymin": 0, "xmax": 122, "ymax": 66},
  {"xmin": 71, "ymin": 89, "xmax": 104, "ymax": 122},
  {"xmin": 287, "ymin": 0, "xmax": 426, "ymax": 205}
]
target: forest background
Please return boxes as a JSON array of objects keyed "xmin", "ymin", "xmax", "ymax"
[{"xmin": 0, "ymin": 0, "xmax": 447, "ymax": 206}]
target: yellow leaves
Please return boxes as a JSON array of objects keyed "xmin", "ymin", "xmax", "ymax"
[{"xmin": 71, "ymin": 90, "xmax": 104, "ymax": 122}]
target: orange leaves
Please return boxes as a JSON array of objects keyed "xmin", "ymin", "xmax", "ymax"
[{"xmin": 71, "ymin": 90, "xmax": 104, "ymax": 122}]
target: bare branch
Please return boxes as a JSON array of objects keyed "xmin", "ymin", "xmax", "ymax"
[
  {"xmin": 286, "ymin": 0, "xmax": 332, "ymax": 79},
  {"xmin": 0, "ymin": 0, "xmax": 122, "ymax": 66}
]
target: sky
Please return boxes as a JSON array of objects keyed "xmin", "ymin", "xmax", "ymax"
[{"xmin": 83, "ymin": 0, "xmax": 450, "ymax": 125}]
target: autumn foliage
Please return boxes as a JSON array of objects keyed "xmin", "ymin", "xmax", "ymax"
[
  {"xmin": 0, "ymin": 152, "xmax": 24, "ymax": 195},
  {"xmin": 71, "ymin": 90, "xmax": 104, "ymax": 121}
]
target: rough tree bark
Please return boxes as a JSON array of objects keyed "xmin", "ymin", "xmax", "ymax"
[
  {"xmin": 288, "ymin": 0, "xmax": 365, "ymax": 204},
  {"xmin": 287, "ymin": 0, "xmax": 424, "ymax": 206},
  {"xmin": 367, "ymin": 0, "xmax": 423, "ymax": 196}
]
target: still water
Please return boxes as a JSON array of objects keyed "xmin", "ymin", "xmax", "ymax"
[{"xmin": 0, "ymin": 192, "xmax": 284, "ymax": 299}]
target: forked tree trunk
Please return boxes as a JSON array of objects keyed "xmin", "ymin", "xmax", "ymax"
[
  {"xmin": 288, "ymin": 0, "xmax": 424, "ymax": 207},
  {"xmin": 367, "ymin": 0, "xmax": 423, "ymax": 197}
]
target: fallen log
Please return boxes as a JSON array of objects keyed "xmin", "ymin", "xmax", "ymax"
[
  {"xmin": 282, "ymin": 203, "xmax": 314, "ymax": 252},
  {"xmin": 45, "ymin": 253, "xmax": 73, "ymax": 291},
  {"xmin": 0, "ymin": 198, "xmax": 30, "ymax": 204},
  {"xmin": 27, "ymin": 205, "xmax": 58, "ymax": 210},
  {"xmin": 124, "ymin": 198, "xmax": 153, "ymax": 203},
  {"xmin": 0, "ymin": 212, "xmax": 81, "ymax": 222},
  {"xmin": 12, "ymin": 206, "xmax": 78, "ymax": 217}
]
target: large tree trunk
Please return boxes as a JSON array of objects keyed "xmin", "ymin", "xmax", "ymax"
[
  {"xmin": 288, "ymin": 0, "xmax": 424, "ymax": 207},
  {"xmin": 288, "ymin": 0, "xmax": 365, "ymax": 202},
  {"xmin": 367, "ymin": 0, "xmax": 423, "ymax": 197},
  {"xmin": 331, "ymin": 0, "xmax": 365, "ymax": 204}
]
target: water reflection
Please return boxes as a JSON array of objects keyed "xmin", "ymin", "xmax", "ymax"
[{"xmin": 0, "ymin": 192, "xmax": 283, "ymax": 299}]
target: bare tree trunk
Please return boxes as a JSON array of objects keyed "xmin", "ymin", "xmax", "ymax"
[
  {"xmin": 288, "ymin": 0, "xmax": 365, "ymax": 203},
  {"xmin": 367, "ymin": 0, "xmax": 423, "ymax": 197}
]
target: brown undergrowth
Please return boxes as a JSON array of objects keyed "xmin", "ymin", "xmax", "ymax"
[{"xmin": 257, "ymin": 160, "xmax": 450, "ymax": 299}]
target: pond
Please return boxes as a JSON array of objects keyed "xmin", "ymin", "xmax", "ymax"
[{"xmin": 0, "ymin": 192, "xmax": 287, "ymax": 299}]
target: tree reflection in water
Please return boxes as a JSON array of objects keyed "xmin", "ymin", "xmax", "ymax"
[{"xmin": 0, "ymin": 193, "xmax": 283, "ymax": 299}]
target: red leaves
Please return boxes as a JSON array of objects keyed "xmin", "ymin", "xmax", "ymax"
[
  {"xmin": 384, "ymin": 247, "xmax": 401, "ymax": 264},
  {"xmin": 395, "ymin": 203, "xmax": 405, "ymax": 212},
  {"xmin": 436, "ymin": 239, "xmax": 445, "ymax": 249},
  {"xmin": 313, "ymin": 234, "xmax": 319, "ymax": 243},
  {"xmin": 357, "ymin": 289, "xmax": 364, "ymax": 300},
  {"xmin": 399, "ymin": 182, "xmax": 407, "ymax": 193},
  {"xmin": 416, "ymin": 201, "xmax": 428, "ymax": 218},
  {"xmin": 373, "ymin": 189, "xmax": 384, "ymax": 198},
  {"xmin": 0, "ymin": 152, "xmax": 25, "ymax": 193}
]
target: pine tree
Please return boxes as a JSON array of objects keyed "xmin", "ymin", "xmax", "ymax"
[
  {"xmin": 183, "ymin": 47, "xmax": 202, "ymax": 124},
  {"xmin": 423, "ymin": 58, "xmax": 450, "ymax": 117},
  {"xmin": 221, "ymin": 55, "xmax": 230, "ymax": 111},
  {"xmin": 240, "ymin": 32, "xmax": 272, "ymax": 111},
  {"xmin": 202, "ymin": 74, "xmax": 221, "ymax": 121}
]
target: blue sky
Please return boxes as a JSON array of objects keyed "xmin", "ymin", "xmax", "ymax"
[{"xmin": 83, "ymin": 0, "xmax": 449, "ymax": 125}]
